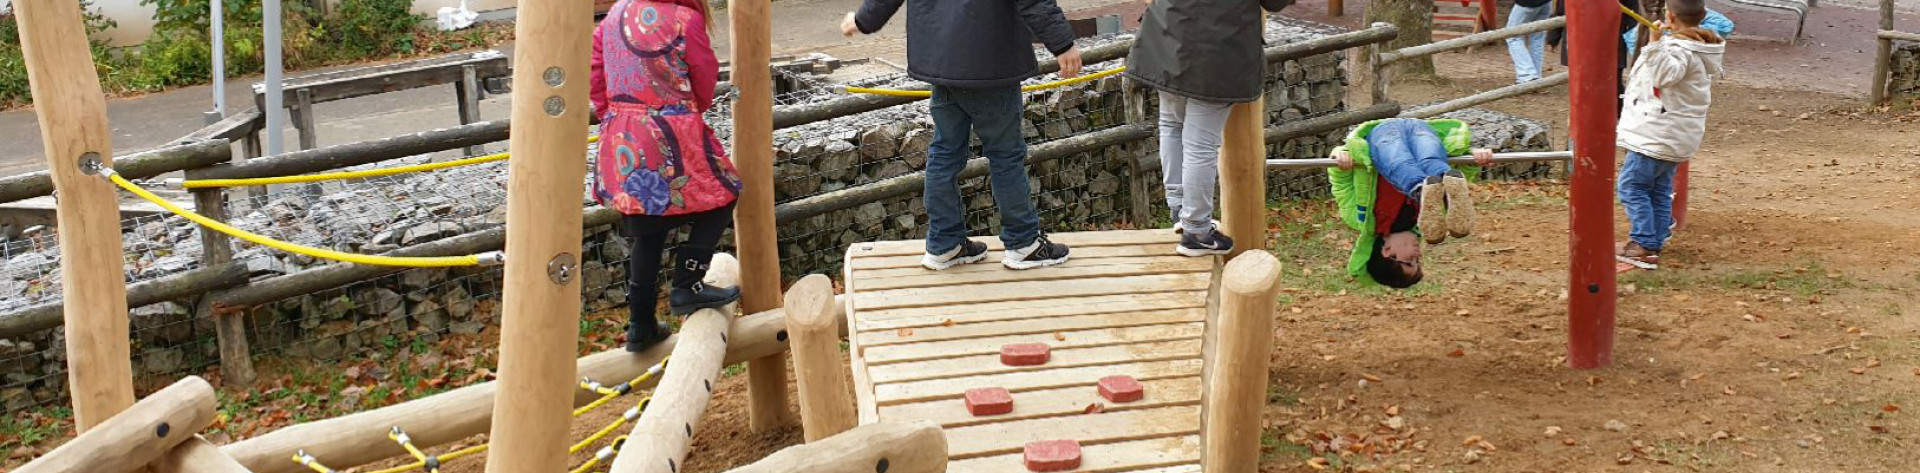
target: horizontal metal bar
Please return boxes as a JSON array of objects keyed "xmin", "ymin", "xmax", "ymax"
[
  {"xmin": 1401, "ymin": 72, "xmax": 1569, "ymax": 119},
  {"xmin": 1380, "ymin": 17, "xmax": 1566, "ymax": 66},
  {"xmin": 1266, "ymin": 151, "xmax": 1573, "ymax": 170}
]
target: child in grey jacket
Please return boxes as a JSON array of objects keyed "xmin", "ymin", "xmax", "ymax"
[{"xmin": 1616, "ymin": 0, "xmax": 1725, "ymax": 270}]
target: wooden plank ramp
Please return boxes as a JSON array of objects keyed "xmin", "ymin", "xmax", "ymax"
[{"xmin": 844, "ymin": 230, "xmax": 1217, "ymax": 472}]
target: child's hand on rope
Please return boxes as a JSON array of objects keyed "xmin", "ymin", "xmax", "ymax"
[
  {"xmin": 1472, "ymin": 149, "xmax": 1494, "ymax": 167},
  {"xmin": 1057, "ymin": 46, "xmax": 1083, "ymax": 78},
  {"xmin": 1332, "ymin": 149, "xmax": 1355, "ymax": 170},
  {"xmin": 841, "ymin": 12, "xmax": 860, "ymax": 37}
]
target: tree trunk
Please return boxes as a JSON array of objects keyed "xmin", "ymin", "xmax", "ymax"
[{"xmin": 1367, "ymin": 0, "xmax": 1435, "ymax": 75}]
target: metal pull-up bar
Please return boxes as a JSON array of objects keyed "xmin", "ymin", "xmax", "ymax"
[{"xmin": 1264, "ymin": 151, "xmax": 1573, "ymax": 170}]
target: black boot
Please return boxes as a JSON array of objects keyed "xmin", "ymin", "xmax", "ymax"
[
  {"xmin": 668, "ymin": 246, "xmax": 740, "ymax": 316},
  {"xmin": 625, "ymin": 280, "xmax": 672, "ymax": 352}
]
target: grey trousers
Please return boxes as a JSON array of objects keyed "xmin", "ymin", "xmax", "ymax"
[{"xmin": 1157, "ymin": 91, "xmax": 1233, "ymax": 234}]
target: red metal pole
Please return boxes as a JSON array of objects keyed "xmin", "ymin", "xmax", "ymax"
[
  {"xmin": 1672, "ymin": 162, "xmax": 1689, "ymax": 229},
  {"xmin": 1566, "ymin": 0, "xmax": 1619, "ymax": 370}
]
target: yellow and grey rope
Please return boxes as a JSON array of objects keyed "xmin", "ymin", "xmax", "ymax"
[
  {"xmin": 845, "ymin": 66, "xmax": 1127, "ymax": 98},
  {"xmin": 91, "ymin": 162, "xmax": 502, "ymax": 268}
]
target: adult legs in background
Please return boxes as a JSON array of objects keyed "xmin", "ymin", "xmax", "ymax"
[
  {"xmin": 1158, "ymin": 91, "xmax": 1232, "ymax": 235},
  {"xmin": 1505, "ymin": 3, "xmax": 1552, "ymax": 83},
  {"xmin": 961, "ymin": 85, "xmax": 1043, "ymax": 250},
  {"xmin": 923, "ymin": 85, "xmax": 976, "ymax": 256},
  {"xmin": 1617, "ymin": 151, "xmax": 1680, "ymax": 253}
]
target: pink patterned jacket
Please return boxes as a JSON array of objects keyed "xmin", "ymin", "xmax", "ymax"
[{"xmin": 590, "ymin": 0, "xmax": 740, "ymax": 216}]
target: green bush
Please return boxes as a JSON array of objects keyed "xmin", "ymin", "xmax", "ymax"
[
  {"xmin": 332, "ymin": 0, "xmax": 424, "ymax": 58},
  {"xmin": 1, "ymin": 1, "xmax": 123, "ymax": 107}
]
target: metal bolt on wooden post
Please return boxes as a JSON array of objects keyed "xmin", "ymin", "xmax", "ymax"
[
  {"xmin": 730, "ymin": 0, "xmax": 796, "ymax": 432},
  {"xmin": 786, "ymin": 274, "xmax": 857, "ymax": 441},
  {"xmin": 483, "ymin": 0, "xmax": 595, "ymax": 470},
  {"xmin": 13, "ymin": 0, "xmax": 137, "ymax": 431},
  {"xmin": 1201, "ymin": 251, "xmax": 1283, "ymax": 472}
]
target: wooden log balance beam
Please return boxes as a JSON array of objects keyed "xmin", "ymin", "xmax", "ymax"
[
  {"xmin": 786, "ymin": 274, "xmax": 857, "ymax": 441},
  {"xmin": 220, "ymin": 256, "xmax": 825, "ymax": 473},
  {"xmin": 1201, "ymin": 251, "xmax": 1283, "ymax": 471},
  {"xmin": 607, "ymin": 256, "xmax": 741, "ymax": 473},
  {"xmin": 12, "ymin": 377, "xmax": 217, "ymax": 473},
  {"xmin": 720, "ymin": 422, "xmax": 947, "ymax": 473}
]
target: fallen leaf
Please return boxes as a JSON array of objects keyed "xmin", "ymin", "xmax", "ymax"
[
  {"xmin": 1362, "ymin": 373, "xmax": 1383, "ymax": 382},
  {"xmin": 896, "ymin": 328, "xmax": 914, "ymax": 337},
  {"xmin": 1784, "ymin": 372, "xmax": 1803, "ymax": 380},
  {"xmin": 1617, "ymin": 454, "xmax": 1636, "ymax": 465},
  {"xmin": 1084, "ymin": 403, "xmax": 1105, "ymax": 414},
  {"xmin": 1587, "ymin": 376, "xmax": 1602, "ymax": 386},
  {"xmin": 1305, "ymin": 457, "xmax": 1330, "ymax": 470},
  {"xmin": 1850, "ymin": 368, "xmax": 1869, "ymax": 375},
  {"xmin": 1386, "ymin": 405, "xmax": 1401, "ymax": 416},
  {"xmin": 1884, "ymin": 404, "xmax": 1901, "ymax": 413},
  {"xmin": 1463, "ymin": 449, "xmax": 1484, "ymax": 464},
  {"xmin": 1869, "ymin": 425, "xmax": 1890, "ymax": 434},
  {"xmin": 1868, "ymin": 358, "xmax": 1882, "ymax": 368},
  {"xmin": 1723, "ymin": 386, "xmax": 1738, "ymax": 396},
  {"xmin": 1544, "ymin": 426, "xmax": 1563, "ymax": 437},
  {"xmin": 1455, "ymin": 309, "xmax": 1471, "ymax": 316},
  {"xmin": 1053, "ymin": 332, "xmax": 1067, "ymax": 341},
  {"xmin": 1562, "ymin": 437, "xmax": 1577, "ymax": 446},
  {"xmin": 941, "ymin": 319, "xmax": 955, "ymax": 327},
  {"xmin": 1461, "ymin": 435, "xmax": 1484, "ymax": 446},
  {"xmin": 1711, "ymin": 431, "xmax": 1730, "ymax": 440},
  {"xmin": 1447, "ymin": 349, "xmax": 1466, "ymax": 358}
]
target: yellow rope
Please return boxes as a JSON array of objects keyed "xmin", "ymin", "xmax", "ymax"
[
  {"xmin": 177, "ymin": 135, "xmax": 601, "ymax": 190},
  {"xmin": 107, "ymin": 173, "xmax": 497, "ymax": 268},
  {"xmin": 1622, "ymin": 4, "xmax": 1660, "ymax": 31},
  {"xmin": 569, "ymin": 436, "xmax": 627, "ymax": 473},
  {"xmin": 309, "ymin": 358, "xmax": 669, "ymax": 473},
  {"xmin": 846, "ymin": 66, "xmax": 1128, "ymax": 98}
]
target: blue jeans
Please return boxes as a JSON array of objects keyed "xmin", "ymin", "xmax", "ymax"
[
  {"xmin": 1505, "ymin": 3, "xmax": 1552, "ymax": 83},
  {"xmin": 1366, "ymin": 119, "xmax": 1454, "ymax": 198},
  {"xmin": 1618, "ymin": 151, "xmax": 1679, "ymax": 252},
  {"xmin": 924, "ymin": 85, "xmax": 1041, "ymax": 255}
]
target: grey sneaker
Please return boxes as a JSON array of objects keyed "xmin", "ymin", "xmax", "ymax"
[
  {"xmin": 1002, "ymin": 236, "xmax": 1070, "ymax": 270},
  {"xmin": 922, "ymin": 239, "xmax": 989, "ymax": 271},
  {"xmin": 1176, "ymin": 228, "xmax": 1234, "ymax": 257}
]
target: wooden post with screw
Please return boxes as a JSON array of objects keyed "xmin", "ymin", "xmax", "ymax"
[
  {"xmin": 786, "ymin": 274, "xmax": 857, "ymax": 441},
  {"xmin": 730, "ymin": 0, "xmax": 796, "ymax": 432},
  {"xmin": 13, "ymin": 0, "xmax": 137, "ymax": 432},
  {"xmin": 482, "ymin": 0, "xmax": 595, "ymax": 471},
  {"xmin": 1201, "ymin": 251, "xmax": 1283, "ymax": 472}
]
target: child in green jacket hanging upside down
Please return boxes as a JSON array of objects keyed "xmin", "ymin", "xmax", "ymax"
[{"xmin": 1327, "ymin": 118, "xmax": 1494, "ymax": 288}]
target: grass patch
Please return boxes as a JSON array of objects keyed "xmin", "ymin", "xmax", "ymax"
[
  {"xmin": 1624, "ymin": 260, "xmax": 1854, "ymax": 297},
  {"xmin": 1260, "ymin": 424, "xmax": 1313, "ymax": 461},
  {"xmin": 722, "ymin": 363, "xmax": 748, "ymax": 378},
  {"xmin": 1266, "ymin": 383, "xmax": 1301, "ymax": 406}
]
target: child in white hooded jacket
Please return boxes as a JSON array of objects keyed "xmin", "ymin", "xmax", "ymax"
[{"xmin": 1615, "ymin": 0, "xmax": 1724, "ymax": 270}]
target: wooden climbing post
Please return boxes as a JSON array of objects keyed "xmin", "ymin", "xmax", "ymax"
[
  {"xmin": 1203, "ymin": 251, "xmax": 1282, "ymax": 472},
  {"xmin": 13, "ymin": 0, "xmax": 137, "ymax": 431},
  {"xmin": 786, "ymin": 274, "xmax": 857, "ymax": 441},
  {"xmin": 12, "ymin": 377, "xmax": 217, "ymax": 473},
  {"xmin": 608, "ymin": 256, "xmax": 739, "ymax": 473},
  {"xmin": 1872, "ymin": 0, "xmax": 1896, "ymax": 105},
  {"xmin": 1566, "ymin": 0, "xmax": 1620, "ymax": 370},
  {"xmin": 731, "ymin": 0, "xmax": 795, "ymax": 432},
  {"xmin": 1218, "ymin": 13, "xmax": 1268, "ymax": 259},
  {"xmin": 483, "ymin": 0, "xmax": 594, "ymax": 471},
  {"xmin": 721, "ymin": 422, "xmax": 948, "ymax": 473}
]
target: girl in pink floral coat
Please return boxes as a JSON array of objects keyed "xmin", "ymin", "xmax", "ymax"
[{"xmin": 591, "ymin": 0, "xmax": 741, "ymax": 352}]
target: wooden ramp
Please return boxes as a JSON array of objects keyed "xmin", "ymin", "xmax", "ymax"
[{"xmin": 843, "ymin": 230, "xmax": 1217, "ymax": 473}]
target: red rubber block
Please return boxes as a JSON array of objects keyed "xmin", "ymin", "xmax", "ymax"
[
  {"xmin": 1001, "ymin": 343, "xmax": 1051, "ymax": 366},
  {"xmin": 964, "ymin": 387, "xmax": 1014, "ymax": 416},
  {"xmin": 1098, "ymin": 375, "xmax": 1144, "ymax": 403},
  {"xmin": 1023, "ymin": 440, "xmax": 1082, "ymax": 472}
]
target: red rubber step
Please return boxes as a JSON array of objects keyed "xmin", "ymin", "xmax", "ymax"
[
  {"xmin": 1000, "ymin": 343, "xmax": 1052, "ymax": 366},
  {"xmin": 1097, "ymin": 375, "xmax": 1145, "ymax": 403},
  {"xmin": 1024, "ymin": 440, "xmax": 1083, "ymax": 472},
  {"xmin": 964, "ymin": 387, "xmax": 1015, "ymax": 416}
]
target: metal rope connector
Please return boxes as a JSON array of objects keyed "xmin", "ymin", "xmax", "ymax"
[
  {"xmin": 293, "ymin": 450, "xmax": 337, "ymax": 473},
  {"xmin": 78, "ymin": 154, "xmax": 114, "ymax": 179},
  {"xmin": 163, "ymin": 177, "xmax": 186, "ymax": 189},
  {"xmin": 476, "ymin": 251, "xmax": 506, "ymax": 266}
]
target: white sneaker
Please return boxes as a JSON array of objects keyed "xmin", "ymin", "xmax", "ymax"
[
  {"xmin": 922, "ymin": 239, "xmax": 988, "ymax": 271},
  {"xmin": 1002, "ymin": 236, "xmax": 1071, "ymax": 270}
]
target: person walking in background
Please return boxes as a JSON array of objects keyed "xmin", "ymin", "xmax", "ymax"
[
  {"xmin": 840, "ymin": 0, "xmax": 1081, "ymax": 270},
  {"xmin": 1125, "ymin": 0, "xmax": 1293, "ymax": 257},
  {"xmin": 1506, "ymin": 0, "xmax": 1555, "ymax": 84},
  {"xmin": 590, "ymin": 0, "xmax": 743, "ymax": 352}
]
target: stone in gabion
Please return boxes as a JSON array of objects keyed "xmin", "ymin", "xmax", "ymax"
[
  {"xmin": 411, "ymin": 299, "xmax": 449, "ymax": 333},
  {"xmin": 351, "ymin": 287, "xmax": 403, "ymax": 318},
  {"xmin": 899, "ymin": 128, "xmax": 933, "ymax": 170},
  {"xmin": 130, "ymin": 302, "xmax": 193, "ymax": 346}
]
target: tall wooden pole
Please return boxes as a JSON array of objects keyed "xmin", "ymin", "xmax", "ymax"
[
  {"xmin": 1871, "ymin": 0, "xmax": 1896, "ymax": 105},
  {"xmin": 1201, "ymin": 251, "xmax": 1282, "ymax": 472},
  {"xmin": 731, "ymin": 0, "xmax": 795, "ymax": 432},
  {"xmin": 785, "ymin": 274, "xmax": 856, "ymax": 441},
  {"xmin": 482, "ymin": 0, "xmax": 593, "ymax": 470},
  {"xmin": 13, "ymin": 0, "xmax": 137, "ymax": 431},
  {"xmin": 1218, "ymin": 13, "xmax": 1268, "ymax": 260},
  {"xmin": 1566, "ymin": 0, "xmax": 1619, "ymax": 370}
]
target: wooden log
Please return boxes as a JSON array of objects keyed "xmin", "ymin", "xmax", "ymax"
[
  {"xmin": 1400, "ymin": 72, "xmax": 1568, "ymax": 119},
  {"xmin": 722, "ymin": 421, "xmax": 948, "ymax": 473},
  {"xmin": 191, "ymin": 187, "xmax": 257, "ymax": 387},
  {"xmin": 1263, "ymin": 102, "xmax": 1402, "ymax": 146},
  {"xmin": 483, "ymin": 0, "xmax": 596, "ymax": 470},
  {"xmin": 12, "ymin": 377, "xmax": 217, "ymax": 473},
  {"xmin": 1219, "ymin": 99, "xmax": 1266, "ymax": 258},
  {"xmin": 774, "ymin": 124, "xmax": 1153, "ymax": 223},
  {"xmin": 0, "ymin": 139, "xmax": 231, "ymax": 205},
  {"xmin": 607, "ymin": 257, "xmax": 741, "ymax": 473},
  {"xmin": 1378, "ymin": 17, "xmax": 1565, "ymax": 66},
  {"xmin": 1200, "ymin": 252, "xmax": 1281, "ymax": 472},
  {"xmin": 180, "ymin": 108, "xmax": 265, "ymax": 143},
  {"xmin": 1872, "ymin": 0, "xmax": 1897, "ymax": 105},
  {"xmin": 730, "ymin": 0, "xmax": 795, "ymax": 434},
  {"xmin": 786, "ymin": 274, "xmax": 857, "ymax": 442},
  {"xmin": 184, "ymin": 119, "xmax": 509, "ymax": 182},
  {"xmin": 152, "ymin": 437, "xmax": 256, "ymax": 473},
  {"xmin": 1883, "ymin": 29, "xmax": 1920, "ymax": 42},
  {"xmin": 221, "ymin": 258, "xmax": 777, "ymax": 473},
  {"xmin": 13, "ymin": 0, "xmax": 137, "ymax": 430},
  {"xmin": 0, "ymin": 262, "xmax": 249, "ymax": 339},
  {"xmin": 1263, "ymin": 23, "xmax": 1400, "ymax": 65}
]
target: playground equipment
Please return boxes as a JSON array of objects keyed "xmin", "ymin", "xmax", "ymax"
[{"xmin": 6, "ymin": 0, "xmax": 1632, "ymax": 469}]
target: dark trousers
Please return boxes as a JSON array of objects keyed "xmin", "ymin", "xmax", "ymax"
[{"xmin": 621, "ymin": 203, "xmax": 734, "ymax": 331}]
